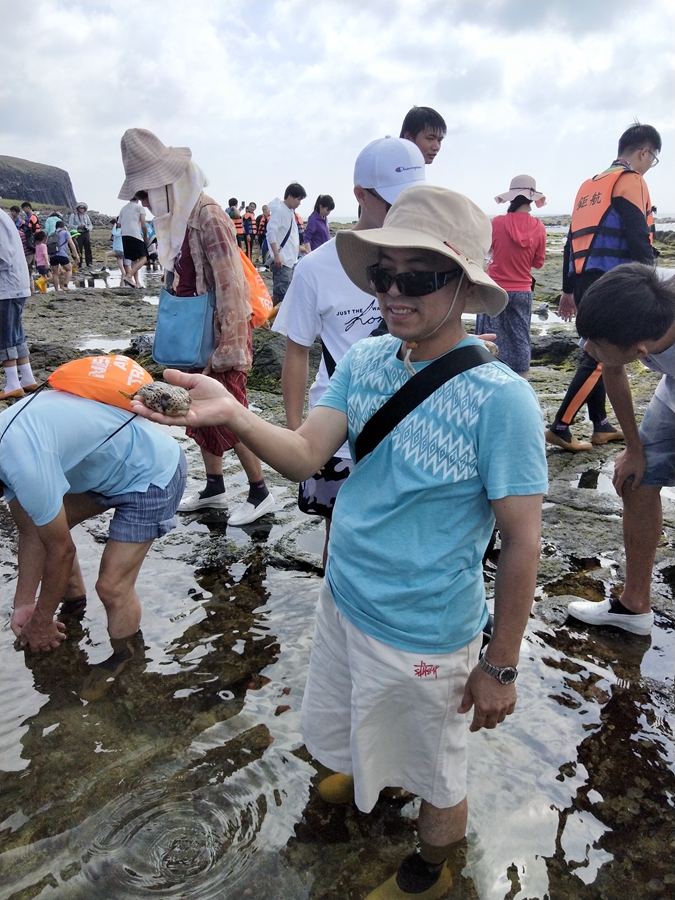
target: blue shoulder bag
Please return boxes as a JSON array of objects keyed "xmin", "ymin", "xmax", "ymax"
[{"xmin": 152, "ymin": 287, "xmax": 216, "ymax": 369}]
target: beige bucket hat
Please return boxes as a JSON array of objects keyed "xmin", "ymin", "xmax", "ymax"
[
  {"xmin": 118, "ymin": 128, "xmax": 192, "ymax": 200},
  {"xmin": 335, "ymin": 185, "xmax": 507, "ymax": 316}
]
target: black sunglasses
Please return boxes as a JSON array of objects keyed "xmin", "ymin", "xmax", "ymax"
[{"xmin": 367, "ymin": 265, "xmax": 462, "ymax": 297}]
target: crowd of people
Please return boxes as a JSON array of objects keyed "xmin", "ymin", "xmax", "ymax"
[{"xmin": 0, "ymin": 108, "xmax": 672, "ymax": 899}]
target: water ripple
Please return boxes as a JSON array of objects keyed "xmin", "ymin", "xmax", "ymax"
[{"xmin": 81, "ymin": 778, "xmax": 266, "ymax": 897}]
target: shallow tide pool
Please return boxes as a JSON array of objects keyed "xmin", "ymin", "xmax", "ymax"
[{"xmin": 1, "ymin": 458, "xmax": 674, "ymax": 899}]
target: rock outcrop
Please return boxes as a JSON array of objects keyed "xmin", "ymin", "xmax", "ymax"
[{"xmin": 0, "ymin": 155, "xmax": 77, "ymax": 208}]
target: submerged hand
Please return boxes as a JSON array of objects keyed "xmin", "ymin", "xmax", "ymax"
[
  {"xmin": 458, "ymin": 665, "xmax": 516, "ymax": 732},
  {"xmin": 130, "ymin": 369, "xmax": 242, "ymax": 429},
  {"xmin": 20, "ymin": 614, "xmax": 66, "ymax": 653},
  {"xmin": 11, "ymin": 603, "xmax": 36, "ymax": 637}
]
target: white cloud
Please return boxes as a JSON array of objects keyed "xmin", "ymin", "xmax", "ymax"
[{"xmin": 0, "ymin": 0, "xmax": 673, "ymax": 217}]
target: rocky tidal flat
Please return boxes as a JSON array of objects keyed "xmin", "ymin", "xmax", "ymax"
[{"xmin": 0, "ymin": 231, "xmax": 674, "ymax": 900}]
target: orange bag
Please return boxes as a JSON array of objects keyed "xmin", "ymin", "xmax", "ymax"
[
  {"xmin": 239, "ymin": 248, "xmax": 274, "ymax": 328},
  {"xmin": 48, "ymin": 355, "xmax": 153, "ymax": 411}
]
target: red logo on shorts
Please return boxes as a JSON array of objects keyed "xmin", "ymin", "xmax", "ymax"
[{"xmin": 414, "ymin": 660, "xmax": 439, "ymax": 679}]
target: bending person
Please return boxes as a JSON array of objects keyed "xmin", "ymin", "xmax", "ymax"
[
  {"xmin": 568, "ymin": 263, "xmax": 674, "ymax": 636},
  {"xmin": 132, "ymin": 185, "xmax": 547, "ymax": 900},
  {"xmin": 1, "ymin": 389, "xmax": 186, "ymax": 698}
]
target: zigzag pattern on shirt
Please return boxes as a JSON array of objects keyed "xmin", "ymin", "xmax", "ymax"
[
  {"xmin": 348, "ymin": 338, "xmax": 514, "ymax": 470},
  {"xmin": 392, "ymin": 412, "xmax": 477, "ymax": 479},
  {"xmin": 425, "ymin": 375, "xmax": 496, "ymax": 429},
  {"xmin": 390, "ymin": 374, "xmax": 507, "ymax": 478}
]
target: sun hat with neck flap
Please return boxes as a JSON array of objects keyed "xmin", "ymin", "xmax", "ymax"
[
  {"xmin": 335, "ymin": 184, "xmax": 508, "ymax": 317},
  {"xmin": 118, "ymin": 128, "xmax": 192, "ymax": 200}
]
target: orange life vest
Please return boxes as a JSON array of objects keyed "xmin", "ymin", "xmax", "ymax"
[
  {"xmin": 256, "ymin": 215, "xmax": 269, "ymax": 236},
  {"xmin": 569, "ymin": 166, "xmax": 654, "ymax": 276},
  {"xmin": 242, "ymin": 212, "xmax": 257, "ymax": 235}
]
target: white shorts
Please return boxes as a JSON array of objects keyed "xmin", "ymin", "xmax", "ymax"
[{"xmin": 301, "ymin": 581, "xmax": 481, "ymax": 813}]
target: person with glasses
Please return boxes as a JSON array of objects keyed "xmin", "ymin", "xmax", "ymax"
[
  {"xmin": 546, "ymin": 122, "xmax": 662, "ymax": 452},
  {"xmin": 131, "ymin": 185, "xmax": 548, "ymax": 899}
]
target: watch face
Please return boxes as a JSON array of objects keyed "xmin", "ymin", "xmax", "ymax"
[{"xmin": 498, "ymin": 667, "xmax": 518, "ymax": 684}]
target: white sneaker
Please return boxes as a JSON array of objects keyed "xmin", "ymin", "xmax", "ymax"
[
  {"xmin": 228, "ymin": 492, "xmax": 275, "ymax": 527},
  {"xmin": 567, "ymin": 597, "xmax": 653, "ymax": 636},
  {"xmin": 178, "ymin": 490, "xmax": 228, "ymax": 512}
]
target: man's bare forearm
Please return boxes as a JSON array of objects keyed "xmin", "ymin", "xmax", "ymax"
[
  {"xmin": 602, "ymin": 365, "xmax": 641, "ymax": 449},
  {"xmin": 486, "ymin": 495, "xmax": 543, "ymax": 666},
  {"xmin": 231, "ymin": 404, "xmax": 345, "ymax": 479},
  {"xmin": 281, "ymin": 339, "xmax": 310, "ymax": 430}
]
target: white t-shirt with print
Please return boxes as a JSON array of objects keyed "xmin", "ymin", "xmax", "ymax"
[{"xmin": 273, "ymin": 237, "xmax": 383, "ymax": 458}]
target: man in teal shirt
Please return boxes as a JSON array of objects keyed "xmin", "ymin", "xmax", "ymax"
[{"xmin": 131, "ymin": 185, "xmax": 548, "ymax": 899}]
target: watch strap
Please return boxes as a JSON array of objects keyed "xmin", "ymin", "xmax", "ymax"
[{"xmin": 478, "ymin": 654, "xmax": 518, "ymax": 683}]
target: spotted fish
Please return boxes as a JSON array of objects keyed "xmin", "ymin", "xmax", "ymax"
[{"xmin": 120, "ymin": 382, "xmax": 192, "ymax": 416}]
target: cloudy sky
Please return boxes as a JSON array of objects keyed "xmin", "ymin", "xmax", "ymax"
[{"xmin": 1, "ymin": 0, "xmax": 673, "ymax": 218}]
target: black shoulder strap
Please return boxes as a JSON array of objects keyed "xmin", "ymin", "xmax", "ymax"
[
  {"xmin": 320, "ymin": 340, "xmax": 337, "ymax": 378},
  {"xmin": 0, "ymin": 385, "xmax": 136, "ymax": 449},
  {"xmin": 279, "ymin": 216, "xmax": 294, "ymax": 250},
  {"xmin": 354, "ymin": 344, "xmax": 494, "ymax": 464}
]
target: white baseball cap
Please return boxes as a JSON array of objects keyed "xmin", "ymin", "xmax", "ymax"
[{"xmin": 353, "ymin": 136, "xmax": 426, "ymax": 204}]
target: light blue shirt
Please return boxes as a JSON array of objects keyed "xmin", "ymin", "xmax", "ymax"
[
  {"xmin": 111, "ymin": 225, "xmax": 123, "ymax": 253},
  {"xmin": 0, "ymin": 392, "xmax": 180, "ymax": 526},
  {"xmin": 44, "ymin": 215, "xmax": 60, "ymax": 235},
  {"xmin": 317, "ymin": 334, "xmax": 548, "ymax": 654}
]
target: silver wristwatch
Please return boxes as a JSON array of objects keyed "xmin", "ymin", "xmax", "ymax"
[{"xmin": 478, "ymin": 654, "xmax": 518, "ymax": 684}]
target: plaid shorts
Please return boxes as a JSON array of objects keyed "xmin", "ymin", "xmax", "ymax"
[{"xmin": 88, "ymin": 450, "xmax": 187, "ymax": 542}]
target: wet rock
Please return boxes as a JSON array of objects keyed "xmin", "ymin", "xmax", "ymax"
[
  {"xmin": 251, "ymin": 331, "xmax": 286, "ymax": 379},
  {"xmin": 250, "ymin": 329, "xmax": 321, "ymax": 385},
  {"xmin": 531, "ymin": 333, "xmax": 580, "ymax": 365},
  {"xmin": 27, "ymin": 341, "xmax": 85, "ymax": 374},
  {"xmin": 130, "ymin": 333, "xmax": 154, "ymax": 355}
]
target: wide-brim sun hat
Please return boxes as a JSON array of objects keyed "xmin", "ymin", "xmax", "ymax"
[
  {"xmin": 495, "ymin": 174, "xmax": 546, "ymax": 207},
  {"xmin": 335, "ymin": 185, "xmax": 508, "ymax": 316},
  {"xmin": 118, "ymin": 128, "xmax": 192, "ymax": 200},
  {"xmin": 76, "ymin": 202, "xmax": 88, "ymax": 211}
]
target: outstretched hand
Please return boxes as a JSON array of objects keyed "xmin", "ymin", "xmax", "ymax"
[
  {"xmin": 458, "ymin": 664, "xmax": 517, "ymax": 732},
  {"xmin": 130, "ymin": 369, "xmax": 242, "ymax": 429}
]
